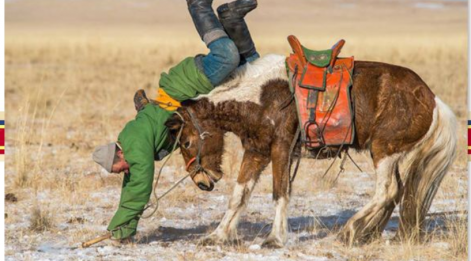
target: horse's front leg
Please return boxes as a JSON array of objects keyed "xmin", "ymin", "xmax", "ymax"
[
  {"xmin": 262, "ymin": 140, "xmax": 291, "ymax": 248},
  {"xmin": 201, "ymin": 151, "xmax": 270, "ymax": 245}
]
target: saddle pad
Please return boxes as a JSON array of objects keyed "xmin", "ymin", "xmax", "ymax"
[{"xmin": 286, "ymin": 55, "xmax": 355, "ymax": 148}]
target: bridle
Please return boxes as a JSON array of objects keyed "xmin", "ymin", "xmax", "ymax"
[{"xmin": 185, "ymin": 108, "xmax": 211, "ymax": 177}]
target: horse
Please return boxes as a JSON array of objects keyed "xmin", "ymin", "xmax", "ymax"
[{"xmin": 164, "ymin": 54, "xmax": 457, "ymax": 247}]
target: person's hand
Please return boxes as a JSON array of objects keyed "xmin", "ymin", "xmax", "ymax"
[{"xmin": 108, "ymin": 236, "xmax": 135, "ymax": 247}]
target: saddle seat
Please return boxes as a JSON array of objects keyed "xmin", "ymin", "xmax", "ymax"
[{"xmin": 286, "ymin": 35, "xmax": 355, "ymax": 149}]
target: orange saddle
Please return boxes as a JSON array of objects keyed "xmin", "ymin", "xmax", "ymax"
[{"xmin": 286, "ymin": 35, "xmax": 355, "ymax": 148}]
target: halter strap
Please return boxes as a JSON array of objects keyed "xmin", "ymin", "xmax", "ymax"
[
  {"xmin": 185, "ymin": 108, "xmax": 205, "ymax": 173},
  {"xmin": 186, "ymin": 157, "xmax": 197, "ymax": 172}
]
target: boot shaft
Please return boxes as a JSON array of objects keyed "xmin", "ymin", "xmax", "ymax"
[{"xmin": 187, "ymin": 0, "xmax": 227, "ymax": 46}]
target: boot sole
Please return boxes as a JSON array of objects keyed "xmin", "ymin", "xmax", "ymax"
[{"xmin": 217, "ymin": 1, "xmax": 257, "ymax": 18}]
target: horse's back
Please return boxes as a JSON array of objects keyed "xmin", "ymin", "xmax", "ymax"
[{"xmin": 351, "ymin": 61, "xmax": 436, "ymax": 159}]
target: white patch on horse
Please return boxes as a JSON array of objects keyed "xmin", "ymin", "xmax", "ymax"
[
  {"xmin": 197, "ymin": 54, "xmax": 288, "ymax": 105},
  {"xmin": 374, "ymin": 155, "xmax": 401, "ymax": 204},
  {"xmin": 265, "ymin": 196, "xmax": 289, "ymax": 245},
  {"xmin": 210, "ymin": 179, "xmax": 256, "ymax": 240},
  {"xmin": 266, "ymin": 116, "xmax": 275, "ymax": 126}
]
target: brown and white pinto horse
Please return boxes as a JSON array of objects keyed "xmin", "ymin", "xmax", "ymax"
[{"xmin": 165, "ymin": 54, "xmax": 457, "ymax": 247}]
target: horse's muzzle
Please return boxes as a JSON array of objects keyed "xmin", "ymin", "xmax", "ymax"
[
  {"xmin": 191, "ymin": 170, "xmax": 222, "ymax": 192},
  {"xmin": 192, "ymin": 171, "xmax": 214, "ymax": 191}
]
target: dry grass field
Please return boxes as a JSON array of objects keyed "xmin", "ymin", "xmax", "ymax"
[{"xmin": 5, "ymin": 0, "xmax": 468, "ymax": 260}]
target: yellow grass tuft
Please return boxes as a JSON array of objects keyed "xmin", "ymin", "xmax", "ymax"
[{"xmin": 29, "ymin": 205, "xmax": 54, "ymax": 232}]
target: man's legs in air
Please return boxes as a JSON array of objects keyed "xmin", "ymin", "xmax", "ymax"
[
  {"xmin": 188, "ymin": 0, "xmax": 240, "ymax": 86},
  {"xmin": 134, "ymin": 0, "xmax": 258, "ymax": 110}
]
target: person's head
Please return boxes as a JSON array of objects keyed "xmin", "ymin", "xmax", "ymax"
[{"xmin": 92, "ymin": 142, "xmax": 130, "ymax": 174}]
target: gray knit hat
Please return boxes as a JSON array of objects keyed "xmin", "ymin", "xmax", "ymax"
[{"xmin": 92, "ymin": 142, "xmax": 117, "ymax": 173}]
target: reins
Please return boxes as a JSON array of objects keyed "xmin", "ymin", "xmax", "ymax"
[
  {"xmin": 139, "ymin": 110, "xmax": 200, "ymax": 219},
  {"xmin": 185, "ymin": 108, "xmax": 211, "ymax": 175},
  {"xmin": 140, "ymin": 111, "xmax": 190, "ymax": 219}
]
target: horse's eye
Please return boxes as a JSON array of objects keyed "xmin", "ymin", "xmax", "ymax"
[{"xmin": 183, "ymin": 141, "xmax": 191, "ymax": 149}]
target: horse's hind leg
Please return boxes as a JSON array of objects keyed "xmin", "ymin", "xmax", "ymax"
[
  {"xmin": 201, "ymin": 151, "xmax": 270, "ymax": 245},
  {"xmin": 339, "ymin": 151, "xmax": 403, "ymax": 246},
  {"xmin": 367, "ymin": 167, "xmax": 404, "ymax": 237}
]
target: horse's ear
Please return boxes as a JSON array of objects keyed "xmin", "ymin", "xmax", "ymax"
[{"xmin": 165, "ymin": 115, "xmax": 183, "ymax": 134}]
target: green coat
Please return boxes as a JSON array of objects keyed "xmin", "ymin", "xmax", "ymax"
[{"xmin": 108, "ymin": 56, "xmax": 213, "ymax": 239}]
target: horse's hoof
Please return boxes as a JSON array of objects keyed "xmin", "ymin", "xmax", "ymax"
[
  {"xmin": 337, "ymin": 228, "xmax": 376, "ymax": 246},
  {"xmin": 262, "ymin": 237, "xmax": 284, "ymax": 248},
  {"xmin": 337, "ymin": 227, "xmax": 361, "ymax": 247},
  {"xmin": 227, "ymin": 237, "xmax": 243, "ymax": 246},
  {"xmin": 199, "ymin": 234, "xmax": 241, "ymax": 246}
]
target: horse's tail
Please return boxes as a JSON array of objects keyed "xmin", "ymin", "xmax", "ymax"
[{"xmin": 399, "ymin": 97, "xmax": 457, "ymax": 238}]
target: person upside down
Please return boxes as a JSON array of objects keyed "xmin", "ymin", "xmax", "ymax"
[{"xmin": 92, "ymin": 0, "xmax": 259, "ymax": 242}]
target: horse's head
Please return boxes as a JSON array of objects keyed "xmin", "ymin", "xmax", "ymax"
[{"xmin": 165, "ymin": 102, "xmax": 224, "ymax": 191}]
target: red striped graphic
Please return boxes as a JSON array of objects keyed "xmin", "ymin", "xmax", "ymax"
[
  {"xmin": 468, "ymin": 120, "xmax": 471, "ymax": 155},
  {"xmin": 0, "ymin": 127, "xmax": 3, "ymax": 155}
]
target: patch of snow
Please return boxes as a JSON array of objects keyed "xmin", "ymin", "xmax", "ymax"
[
  {"xmin": 297, "ymin": 252, "xmax": 329, "ymax": 261},
  {"xmin": 248, "ymin": 244, "xmax": 261, "ymax": 251},
  {"xmin": 431, "ymin": 242, "xmax": 450, "ymax": 249}
]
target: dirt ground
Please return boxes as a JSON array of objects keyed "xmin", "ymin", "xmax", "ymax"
[{"xmin": 5, "ymin": 0, "xmax": 468, "ymax": 260}]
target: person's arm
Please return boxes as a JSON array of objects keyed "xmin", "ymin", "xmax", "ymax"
[{"xmin": 107, "ymin": 118, "xmax": 156, "ymax": 239}]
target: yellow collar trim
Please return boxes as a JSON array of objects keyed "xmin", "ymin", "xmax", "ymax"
[{"xmin": 154, "ymin": 88, "xmax": 181, "ymax": 111}]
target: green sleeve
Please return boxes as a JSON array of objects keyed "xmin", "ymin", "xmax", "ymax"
[
  {"xmin": 107, "ymin": 117, "xmax": 156, "ymax": 238},
  {"xmin": 107, "ymin": 105, "xmax": 174, "ymax": 239}
]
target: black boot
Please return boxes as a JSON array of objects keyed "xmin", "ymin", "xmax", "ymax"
[
  {"xmin": 217, "ymin": 0, "xmax": 258, "ymax": 63},
  {"xmin": 187, "ymin": 0, "xmax": 228, "ymax": 46}
]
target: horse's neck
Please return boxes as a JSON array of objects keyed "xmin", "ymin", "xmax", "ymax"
[{"xmin": 211, "ymin": 101, "xmax": 255, "ymax": 135}]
